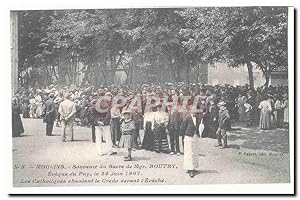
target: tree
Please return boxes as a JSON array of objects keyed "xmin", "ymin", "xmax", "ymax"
[
  {"xmin": 17, "ymin": 7, "xmax": 287, "ymax": 88},
  {"xmin": 18, "ymin": 10, "xmax": 56, "ymax": 86},
  {"xmin": 225, "ymin": 7, "xmax": 287, "ymax": 88},
  {"xmin": 248, "ymin": 7, "xmax": 288, "ymax": 86},
  {"xmin": 178, "ymin": 7, "xmax": 287, "ymax": 89},
  {"xmin": 124, "ymin": 8, "xmax": 188, "ymax": 83},
  {"xmin": 178, "ymin": 8, "xmax": 230, "ymax": 91}
]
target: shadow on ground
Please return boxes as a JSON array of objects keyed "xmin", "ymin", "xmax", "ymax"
[
  {"xmin": 228, "ymin": 127, "xmax": 289, "ymax": 154},
  {"xmin": 70, "ymin": 139, "xmax": 90, "ymax": 142},
  {"xmin": 192, "ymin": 170, "xmax": 218, "ymax": 178}
]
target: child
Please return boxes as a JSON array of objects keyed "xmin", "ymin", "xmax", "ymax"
[
  {"xmin": 119, "ymin": 110, "xmax": 135, "ymax": 161},
  {"xmin": 214, "ymin": 101, "xmax": 230, "ymax": 149}
]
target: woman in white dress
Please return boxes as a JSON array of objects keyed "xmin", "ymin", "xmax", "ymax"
[
  {"xmin": 35, "ymin": 92, "xmax": 43, "ymax": 118},
  {"xmin": 237, "ymin": 94, "xmax": 247, "ymax": 122},
  {"xmin": 258, "ymin": 96, "xmax": 273, "ymax": 130},
  {"xmin": 180, "ymin": 106, "xmax": 201, "ymax": 178},
  {"xmin": 282, "ymin": 94, "xmax": 289, "ymax": 125},
  {"xmin": 95, "ymin": 125, "xmax": 117, "ymax": 156}
]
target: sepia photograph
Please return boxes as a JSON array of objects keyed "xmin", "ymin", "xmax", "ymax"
[{"xmin": 9, "ymin": 5, "xmax": 294, "ymax": 194}]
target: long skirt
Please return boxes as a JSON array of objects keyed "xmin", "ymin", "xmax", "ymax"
[
  {"xmin": 12, "ymin": 113, "xmax": 24, "ymax": 137},
  {"xmin": 183, "ymin": 135, "xmax": 199, "ymax": 170},
  {"xmin": 154, "ymin": 125, "xmax": 170, "ymax": 153},
  {"xmin": 29, "ymin": 105, "xmax": 36, "ymax": 118},
  {"xmin": 201, "ymin": 113, "xmax": 217, "ymax": 139},
  {"xmin": 238, "ymin": 106, "xmax": 246, "ymax": 122},
  {"xmin": 95, "ymin": 126, "xmax": 114, "ymax": 156},
  {"xmin": 110, "ymin": 118, "xmax": 121, "ymax": 145},
  {"xmin": 283, "ymin": 108, "xmax": 289, "ymax": 123},
  {"xmin": 22, "ymin": 104, "xmax": 30, "ymax": 118},
  {"xmin": 35, "ymin": 103, "xmax": 43, "ymax": 118},
  {"xmin": 274, "ymin": 110, "xmax": 282, "ymax": 127},
  {"xmin": 259, "ymin": 110, "xmax": 272, "ymax": 130},
  {"xmin": 141, "ymin": 122, "xmax": 155, "ymax": 151}
]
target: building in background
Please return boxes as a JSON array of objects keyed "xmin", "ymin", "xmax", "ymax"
[
  {"xmin": 208, "ymin": 62, "xmax": 265, "ymax": 88},
  {"xmin": 269, "ymin": 66, "xmax": 288, "ymax": 86}
]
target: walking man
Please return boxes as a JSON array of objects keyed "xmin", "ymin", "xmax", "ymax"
[{"xmin": 58, "ymin": 92, "xmax": 76, "ymax": 142}]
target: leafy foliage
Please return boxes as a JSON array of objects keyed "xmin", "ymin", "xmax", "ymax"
[{"xmin": 16, "ymin": 7, "xmax": 288, "ymax": 87}]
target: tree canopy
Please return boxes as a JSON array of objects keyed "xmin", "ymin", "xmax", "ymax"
[{"xmin": 16, "ymin": 7, "xmax": 288, "ymax": 88}]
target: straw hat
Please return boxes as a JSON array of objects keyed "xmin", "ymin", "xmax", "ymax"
[
  {"xmin": 217, "ymin": 101, "xmax": 226, "ymax": 107},
  {"xmin": 54, "ymin": 97, "xmax": 62, "ymax": 104}
]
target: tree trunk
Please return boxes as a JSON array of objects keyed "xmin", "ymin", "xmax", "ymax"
[
  {"xmin": 246, "ymin": 62, "xmax": 254, "ymax": 89},
  {"xmin": 175, "ymin": 64, "xmax": 181, "ymax": 82},
  {"xmin": 95, "ymin": 58, "xmax": 102, "ymax": 86},
  {"xmin": 58, "ymin": 47, "xmax": 68, "ymax": 85},
  {"xmin": 184, "ymin": 55, "xmax": 190, "ymax": 86},
  {"xmin": 132, "ymin": 65, "xmax": 136, "ymax": 90},
  {"xmin": 185, "ymin": 68, "xmax": 190, "ymax": 86},
  {"xmin": 195, "ymin": 64, "xmax": 200, "ymax": 95},
  {"xmin": 264, "ymin": 74, "xmax": 270, "ymax": 87},
  {"xmin": 52, "ymin": 65, "xmax": 59, "ymax": 81}
]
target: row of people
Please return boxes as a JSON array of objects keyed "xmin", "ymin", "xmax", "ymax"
[{"xmin": 12, "ymin": 83, "xmax": 289, "ymax": 139}]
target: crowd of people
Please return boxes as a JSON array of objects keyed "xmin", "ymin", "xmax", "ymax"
[{"xmin": 11, "ymin": 82, "xmax": 289, "ymax": 178}]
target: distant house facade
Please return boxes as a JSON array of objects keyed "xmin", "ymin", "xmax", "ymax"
[
  {"xmin": 79, "ymin": 62, "xmax": 288, "ymax": 87},
  {"xmin": 269, "ymin": 66, "xmax": 288, "ymax": 86},
  {"xmin": 207, "ymin": 62, "xmax": 265, "ymax": 88}
]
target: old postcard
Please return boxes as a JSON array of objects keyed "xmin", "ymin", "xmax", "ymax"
[{"xmin": 9, "ymin": 6, "xmax": 294, "ymax": 194}]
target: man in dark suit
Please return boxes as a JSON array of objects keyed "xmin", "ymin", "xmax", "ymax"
[
  {"xmin": 89, "ymin": 99, "xmax": 101, "ymax": 143},
  {"xmin": 44, "ymin": 93, "xmax": 56, "ymax": 136},
  {"xmin": 89, "ymin": 96, "xmax": 110, "ymax": 143},
  {"xmin": 167, "ymin": 106, "xmax": 183, "ymax": 156}
]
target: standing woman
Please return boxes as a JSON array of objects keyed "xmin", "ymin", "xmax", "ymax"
[
  {"xmin": 180, "ymin": 105, "xmax": 201, "ymax": 178},
  {"xmin": 29, "ymin": 94, "xmax": 36, "ymax": 118},
  {"xmin": 274, "ymin": 95, "xmax": 283, "ymax": 128},
  {"xmin": 267, "ymin": 94, "xmax": 276, "ymax": 128},
  {"xmin": 258, "ymin": 95, "xmax": 273, "ymax": 130},
  {"xmin": 12, "ymin": 97, "xmax": 24, "ymax": 137},
  {"xmin": 21, "ymin": 93, "xmax": 30, "ymax": 118},
  {"xmin": 153, "ymin": 104, "xmax": 170, "ymax": 153},
  {"xmin": 35, "ymin": 90, "xmax": 43, "ymax": 118},
  {"xmin": 237, "ymin": 93, "xmax": 247, "ymax": 122},
  {"xmin": 141, "ymin": 110, "xmax": 155, "ymax": 151},
  {"xmin": 207, "ymin": 101, "xmax": 218, "ymax": 139},
  {"xmin": 282, "ymin": 94, "xmax": 289, "ymax": 127},
  {"xmin": 119, "ymin": 110, "xmax": 135, "ymax": 161}
]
